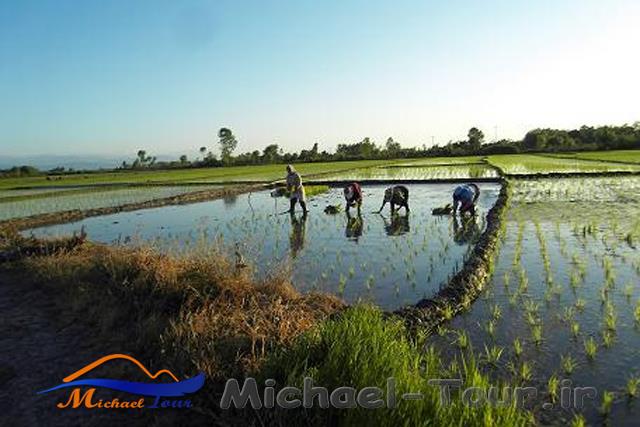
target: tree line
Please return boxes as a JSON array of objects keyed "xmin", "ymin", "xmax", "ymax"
[
  {"xmin": 3, "ymin": 122, "xmax": 639, "ymax": 176},
  {"xmin": 119, "ymin": 122, "xmax": 640, "ymax": 170}
]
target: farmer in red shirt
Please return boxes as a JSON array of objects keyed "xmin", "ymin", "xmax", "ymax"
[{"xmin": 343, "ymin": 182, "xmax": 363, "ymax": 214}]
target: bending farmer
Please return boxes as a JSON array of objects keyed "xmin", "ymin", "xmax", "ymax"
[
  {"xmin": 343, "ymin": 182, "xmax": 363, "ymax": 214},
  {"xmin": 378, "ymin": 185, "xmax": 409, "ymax": 214},
  {"xmin": 286, "ymin": 164, "xmax": 308, "ymax": 214},
  {"xmin": 452, "ymin": 183, "xmax": 480, "ymax": 216}
]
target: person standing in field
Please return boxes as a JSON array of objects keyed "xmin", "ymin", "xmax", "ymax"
[
  {"xmin": 452, "ymin": 183, "xmax": 480, "ymax": 216},
  {"xmin": 286, "ymin": 165, "xmax": 307, "ymax": 214}
]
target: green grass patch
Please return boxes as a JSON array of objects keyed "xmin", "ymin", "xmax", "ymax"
[{"xmin": 261, "ymin": 305, "xmax": 531, "ymax": 426}]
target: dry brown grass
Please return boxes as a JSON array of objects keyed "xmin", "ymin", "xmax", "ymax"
[{"xmin": 16, "ymin": 240, "xmax": 343, "ymax": 381}]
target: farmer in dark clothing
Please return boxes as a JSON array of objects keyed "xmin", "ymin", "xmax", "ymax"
[
  {"xmin": 343, "ymin": 182, "xmax": 363, "ymax": 214},
  {"xmin": 453, "ymin": 183, "xmax": 480, "ymax": 216},
  {"xmin": 377, "ymin": 185, "xmax": 409, "ymax": 214}
]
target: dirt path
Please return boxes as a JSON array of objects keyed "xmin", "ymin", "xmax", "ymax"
[{"xmin": 0, "ymin": 269, "xmax": 164, "ymax": 426}]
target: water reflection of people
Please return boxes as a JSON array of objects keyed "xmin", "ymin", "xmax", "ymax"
[
  {"xmin": 289, "ymin": 212, "xmax": 307, "ymax": 258},
  {"xmin": 345, "ymin": 211, "xmax": 363, "ymax": 242},
  {"xmin": 380, "ymin": 213, "xmax": 410, "ymax": 236},
  {"xmin": 453, "ymin": 214, "xmax": 481, "ymax": 245}
]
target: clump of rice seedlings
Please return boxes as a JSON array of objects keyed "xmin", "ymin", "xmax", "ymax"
[
  {"xmin": 508, "ymin": 293, "xmax": 518, "ymax": 307},
  {"xmin": 603, "ymin": 302, "xmax": 617, "ymax": 332},
  {"xmin": 513, "ymin": 337, "xmax": 523, "ymax": 358},
  {"xmin": 562, "ymin": 306, "xmax": 575, "ymax": 323},
  {"xmin": 531, "ymin": 324, "xmax": 543, "ymax": 346},
  {"xmin": 602, "ymin": 257, "xmax": 616, "ymax": 288},
  {"xmin": 503, "ymin": 271, "xmax": 511, "ymax": 288},
  {"xmin": 600, "ymin": 390, "xmax": 614, "ymax": 416},
  {"xmin": 485, "ymin": 319, "xmax": 496, "ymax": 338},
  {"xmin": 626, "ymin": 377, "xmax": 640, "ymax": 398},
  {"xmin": 547, "ymin": 374, "xmax": 559, "ymax": 403},
  {"xmin": 570, "ymin": 414, "xmax": 586, "ymax": 427},
  {"xmin": 570, "ymin": 321, "xmax": 580, "ymax": 338},
  {"xmin": 337, "ymin": 274, "xmax": 347, "ymax": 295},
  {"xmin": 518, "ymin": 268, "xmax": 529, "ymax": 293},
  {"xmin": 483, "ymin": 344, "xmax": 504, "ymax": 365},
  {"xmin": 575, "ymin": 298, "xmax": 586, "ymax": 312},
  {"xmin": 508, "ymin": 361, "xmax": 533, "ymax": 382},
  {"xmin": 348, "ymin": 266, "xmax": 355, "ymax": 279},
  {"xmin": 584, "ymin": 337, "xmax": 597, "ymax": 360},
  {"xmin": 490, "ymin": 304, "xmax": 502, "ymax": 320},
  {"xmin": 635, "ymin": 299, "xmax": 640, "ymax": 324},
  {"xmin": 561, "ymin": 354, "xmax": 577, "ymax": 375},
  {"xmin": 454, "ymin": 330, "xmax": 469, "ymax": 350},
  {"xmin": 602, "ymin": 330, "xmax": 614, "ymax": 348}
]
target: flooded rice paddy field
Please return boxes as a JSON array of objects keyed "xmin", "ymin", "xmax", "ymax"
[
  {"xmin": 429, "ymin": 177, "xmax": 640, "ymax": 425},
  {"xmin": 319, "ymin": 164, "xmax": 499, "ymax": 181},
  {"xmin": 28, "ymin": 183, "xmax": 500, "ymax": 310},
  {"xmin": 0, "ymin": 185, "xmax": 221, "ymax": 221}
]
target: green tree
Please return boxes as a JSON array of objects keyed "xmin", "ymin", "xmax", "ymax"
[
  {"xmin": 199, "ymin": 146, "xmax": 207, "ymax": 160},
  {"xmin": 218, "ymin": 128, "xmax": 238, "ymax": 165},
  {"xmin": 467, "ymin": 127, "xmax": 484, "ymax": 150},
  {"xmin": 179, "ymin": 154, "xmax": 188, "ymax": 165},
  {"xmin": 385, "ymin": 137, "xmax": 401, "ymax": 157},
  {"xmin": 262, "ymin": 144, "xmax": 280, "ymax": 164}
]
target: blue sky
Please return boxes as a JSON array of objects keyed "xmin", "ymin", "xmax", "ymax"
[{"xmin": 1, "ymin": 0, "xmax": 638, "ymax": 158}]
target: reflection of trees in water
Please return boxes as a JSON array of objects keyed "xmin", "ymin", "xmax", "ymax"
[
  {"xmin": 223, "ymin": 194, "xmax": 238, "ymax": 205},
  {"xmin": 345, "ymin": 212, "xmax": 363, "ymax": 242},
  {"xmin": 380, "ymin": 213, "xmax": 410, "ymax": 236},
  {"xmin": 289, "ymin": 213, "xmax": 307, "ymax": 258},
  {"xmin": 453, "ymin": 214, "xmax": 481, "ymax": 245}
]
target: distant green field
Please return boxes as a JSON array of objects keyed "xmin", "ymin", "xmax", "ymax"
[
  {"xmin": 487, "ymin": 153, "xmax": 640, "ymax": 175},
  {"xmin": 392, "ymin": 155, "xmax": 484, "ymax": 166},
  {"xmin": 0, "ymin": 159, "xmax": 398, "ymax": 190},
  {"xmin": 547, "ymin": 149, "xmax": 640, "ymax": 165}
]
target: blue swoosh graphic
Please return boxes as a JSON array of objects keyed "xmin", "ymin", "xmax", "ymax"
[{"xmin": 37, "ymin": 372, "xmax": 205, "ymax": 397}]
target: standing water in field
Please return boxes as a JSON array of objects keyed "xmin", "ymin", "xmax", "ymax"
[
  {"xmin": 429, "ymin": 177, "xmax": 640, "ymax": 425},
  {"xmin": 27, "ymin": 183, "xmax": 499, "ymax": 310}
]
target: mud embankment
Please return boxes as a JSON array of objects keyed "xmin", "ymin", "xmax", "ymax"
[{"xmin": 395, "ymin": 180, "xmax": 510, "ymax": 332}]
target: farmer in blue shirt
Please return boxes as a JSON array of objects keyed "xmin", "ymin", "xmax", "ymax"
[{"xmin": 453, "ymin": 183, "xmax": 480, "ymax": 216}]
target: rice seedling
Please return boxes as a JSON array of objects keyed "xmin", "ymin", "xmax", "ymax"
[
  {"xmin": 561, "ymin": 354, "xmax": 577, "ymax": 375},
  {"xmin": 602, "ymin": 330, "xmax": 614, "ymax": 348},
  {"xmin": 603, "ymin": 302, "xmax": 617, "ymax": 332},
  {"xmin": 570, "ymin": 321, "xmax": 580, "ymax": 338},
  {"xmin": 490, "ymin": 304, "xmax": 502, "ymax": 320},
  {"xmin": 485, "ymin": 319, "xmax": 496, "ymax": 338},
  {"xmin": 623, "ymin": 282, "xmax": 634, "ymax": 299},
  {"xmin": 547, "ymin": 374, "xmax": 559, "ymax": 403},
  {"xmin": 508, "ymin": 361, "xmax": 533, "ymax": 382},
  {"xmin": 584, "ymin": 337, "xmax": 597, "ymax": 360},
  {"xmin": 626, "ymin": 376, "xmax": 640, "ymax": 398},
  {"xmin": 570, "ymin": 414, "xmax": 586, "ymax": 427},
  {"xmin": 513, "ymin": 337, "xmax": 523, "ymax": 358},
  {"xmin": 483, "ymin": 344, "xmax": 504, "ymax": 365},
  {"xmin": 575, "ymin": 298, "xmax": 586, "ymax": 312},
  {"xmin": 562, "ymin": 306, "xmax": 575, "ymax": 323},
  {"xmin": 600, "ymin": 390, "xmax": 614, "ymax": 416},
  {"xmin": 454, "ymin": 330, "xmax": 469, "ymax": 350},
  {"xmin": 531, "ymin": 324, "xmax": 543, "ymax": 346}
]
